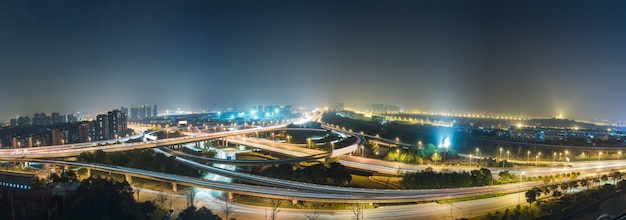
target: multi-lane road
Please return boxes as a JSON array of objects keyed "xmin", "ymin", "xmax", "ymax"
[{"xmin": 3, "ymin": 120, "xmax": 626, "ymax": 219}]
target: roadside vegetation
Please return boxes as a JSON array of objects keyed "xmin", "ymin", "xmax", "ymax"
[{"xmin": 77, "ymin": 149, "xmax": 201, "ymax": 178}]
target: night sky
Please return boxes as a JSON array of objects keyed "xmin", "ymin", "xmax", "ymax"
[{"xmin": 1, "ymin": 0, "xmax": 625, "ymax": 122}]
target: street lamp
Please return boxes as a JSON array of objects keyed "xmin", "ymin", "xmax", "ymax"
[
  {"xmin": 507, "ymin": 150, "xmax": 510, "ymax": 161},
  {"xmin": 553, "ymin": 152, "xmax": 557, "ymax": 163},
  {"xmin": 527, "ymin": 151, "xmax": 530, "ymax": 164},
  {"xmin": 476, "ymin": 148, "xmax": 480, "ymax": 157},
  {"xmin": 469, "ymin": 154, "xmax": 473, "ymax": 166},
  {"xmin": 619, "ymin": 151, "xmax": 622, "ymax": 160},
  {"xmin": 599, "ymin": 151, "xmax": 602, "ymax": 162},
  {"xmin": 535, "ymin": 155, "xmax": 539, "ymax": 166},
  {"xmin": 518, "ymin": 171, "xmax": 525, "ymax": 206},
  {"xmin": 500, "ymin": 148, "xmax": 503, "ymax": 160}
]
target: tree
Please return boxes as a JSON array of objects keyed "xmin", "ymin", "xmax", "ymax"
[
  {"xmin": 187, "ymin": 188, "xmax": 197, "ymax": 208},
  {"xmin": 525, "ymin": 189, "xmax": 539, "ymax": 207},
  {"xmin": 63, "ymin": 178, "xmax": 145, "ymax": 220},
  {"xmin": 542, "ymin": 176, "xmax": 551, "ymax": 185},
  {"xmin": 156, "ymin": 190, "xmax": 168, "ymax": 209},
  {"xmin": 499, "ymin": 171, "xmax": 511, "ymax": 181},
  {"xmin": 179, "ymin": 206, "xmax": 222, "ymax": 220},
  {"xmin": 305, "ymin": 211, "xmax": 320, "ymax": 220},
  {"xmin": 431, "ymin": 152, "xmax": 442, "ymax": 164},
  {"xmin": 353, "ymin": 204, "xmax": 364, "ymax": 220},
  {"xmin": 48, "ymin": 169, "xmax": 78, "ymax": 183},
  {"xmin": 266, "ymin": 199, "xmax": 282, "ymax": 220},
  {"xmin": 134, "ymin": 182, "xmax": 143, "ymax": 200},
  {"xmin": 614, "ymin": 171, "xmax": 623, "ymax": 184},
  {"xmin": 580, "ymin": 179, "xmax": 589, "ymax": 190},
  {"xmin": 220, "ymin": 196, "xmax": 237, "ymax": 220},
  {"xmin": 327, "ymin": 162, "xmax": 352, "ymax": 186},
  {"xmin": 601, "ymin": 175, "xmax": 609, "ymax": 182}
]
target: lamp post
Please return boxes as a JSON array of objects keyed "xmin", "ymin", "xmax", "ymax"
[
  {"xmin": 476, "ymin": 148, "xmax": 480, "ymax": 157},
  {"xmin": 470, "ymin": 154, "xmax": 473, "ymax": 166},
  {"xmin": 619, "ymin": 151, "xmax": 622, "ymax": 160},
  {"xmin": 599, "ymin": 151, "xmax": 602, "ymax": 162},
  {"xmin": 518, "ymin": 171, "xmax": 525, "ymax": 206},
  {"xmin": 535, "ymin": 155, "xmax": 539, "ymax": 166},
  {"xmin": 507, "ymin": 150, "xmax": 510, "ymax": 161},
  {"xmin": 527, "ymin": 151, "xmax": 530, "ymax": 164},
  {"xmin": 500, "ymin": 147, "xmax": 503, "ymax": 160},
  {"xmin": 553, "ymin": 152, "xmax": 557, "ymax": 164}
]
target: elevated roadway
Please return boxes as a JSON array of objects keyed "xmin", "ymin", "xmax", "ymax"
[{"xmin": 21, "ymin": 158, "xmax": 540, "ymax": 204}]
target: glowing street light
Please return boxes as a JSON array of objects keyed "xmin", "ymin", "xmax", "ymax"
[
  {"xmin": 507, "ymin": 150, "xmax": 510, "ymax": 161},
  {"xmin": 500, "ymin": 148, "xmax": 503, "ymax": 160},
  {"xmin": 535, "ymin": 155, "xmax": 539, "ymax": 166},
  {"xmin": 475, "ymin": 148, "xmax": 480, "ymax": 157},
  {"xmin": 619, "ymin": 151, "xmax": 622, "ymax": 160},
  {"xmin": 518, "ymin": 171, "xmax": 525, "ymax": 206},
  {"xmin": 599, "ymin": 151, "xmax": 603, "ymax": 162},
  {"xmin": 527, "ymin": 151, "xmax": 530, "ymax": 164},
  {"xmin": 469, "ymin": 154, "xmax": 473, "ymax": 166}
]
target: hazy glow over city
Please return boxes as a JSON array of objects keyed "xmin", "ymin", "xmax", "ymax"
[{"xmin": 1, "ymin": 0, "xmax": 626, "ymax": 123}]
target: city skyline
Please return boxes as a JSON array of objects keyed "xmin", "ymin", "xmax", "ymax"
[{"xmin": 2, "ymin": 1, "xmax": 626, "ymax": 122}]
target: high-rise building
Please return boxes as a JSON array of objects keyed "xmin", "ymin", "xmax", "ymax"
[
  {"xmin": 146, "ymin": 106, "xmax": 152, "ymax": 118},
  {"xmin": 51, "ymin": 129, "xmax": 66, "ymax": 145},
  {"xmin": 108, "ymin": 109, "xmax": 127, "ymax": 139},
  {"xmin": 130, "ymin": 108, "xmax": 139, "ymax": 120},
  {"xmin": 153, "ymin": 105, "xmax": 157, "ymax": 117},
  {"xmin": 78, "ymin": 121, "xmax": 93, "ymax": 142},
  {"xmin": 138, "ymin": 105, "xmax": 147, "ymax": 119},
  {"xmin": 51, "ymin": 112, "xmax": 61, "ymax": 124},
  {"xmin": 17, "ymin": 116, "xmax": 30, "ymax": 127},
  {"xmin": 67, "ymin": 114, "xmax": 78, "ymax": 123},
  {"xmin": 120, "ymin": 107, "xmax": 128, "ymax": 116},
  {"xmin": 33, "ymin": 113, "xmax": 47, "ymax": 126},
  {"xmin": 95, "ymin": 114, "xmax": 109, "ymax": 141}
]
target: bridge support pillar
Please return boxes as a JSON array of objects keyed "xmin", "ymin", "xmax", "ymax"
[
  {"xmin": 86, "ymin": 168, "xmax": 91, "ymax": 178},
  {"xmin": 227, "ymin": 192, "xmax": 234, "ymax": 200},
  {"xmin": 292, "ymin": 199, "xmax": 298, "ymax": 205},
  {"xmin": 125, "ymin": 174, "xmax": 133, "ymax": 184},
  {"xmin": 172, "ymin": 183, "xmax": 177, "ymax": 192}
]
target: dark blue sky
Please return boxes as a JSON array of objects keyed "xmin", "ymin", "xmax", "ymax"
[{"xmin": 1, "ymin": 0, "xmax": 625, "ymax": 122}]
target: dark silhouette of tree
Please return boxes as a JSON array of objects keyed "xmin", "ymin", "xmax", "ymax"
[
  {"xmin": 178, "ymin": 206, "xmax": 221, "ymax": 220},
  {"xmin": 525, "ymin": 189, "xmax": 539, "ymax": 207},
  {"xmin": 327, "ymin": 162, "xmax": 352, "ymax": 186},
  {"xmin": 48, "ymin": 169, "xmax": 78, "ymax": 183},
  {"xmin": 63, "ymin": 178, "xmax": 147, "ymax": 219}
]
